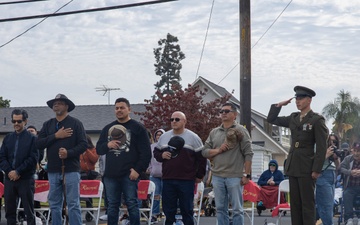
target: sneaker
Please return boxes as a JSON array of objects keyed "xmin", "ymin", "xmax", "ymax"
[
  {"xmin": 151, "ymin": 216, "xmax": 158, "ymax": 224},
  {"xmin": 347, "ymin": 218, "xmax": 353, "ymax": 225},
  {"xmin": 99, "ymin": 214, "xmax": 108, "ymax": 221}
]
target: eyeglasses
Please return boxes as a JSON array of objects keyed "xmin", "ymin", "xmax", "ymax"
[
  {"xmin": 170, "ymin": 118, "xmax": 181, "ymax": 122},
  {"xmin": 269, "ymin": 164, "xmax": 276, "ymax": 166},
  {"xmin": 11, "ymin": 120, "xmax": 23, "ymax": 124},
  {"xmin": 219, "ymin": 109, "xmax": 234, "ymax": 114}
]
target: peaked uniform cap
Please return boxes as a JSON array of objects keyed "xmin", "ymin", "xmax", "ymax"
[
  {"xmin": 47, "ymin": 94, "xmax": 75, "ymax": 112},
  {"xmin": 294, "ymin": 86, "xmax": 316, "ymax": 97}
]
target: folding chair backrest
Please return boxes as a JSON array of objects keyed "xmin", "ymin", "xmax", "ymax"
[
  {"xmin": 34, "ymin": 180, "xmax": 50, "ymax": 203},
  {"xmin": 0, "ymin": 182, "xmax": 4, "ymax": 197},
  {"xmin": 138, "ymin": 180, "xmax": 156, "ymax": 225},
  {"xmin": 277, "ymin": 179, "xmax": 289, "ymax": 204},
  {"xmin": 79, "ymin": 180, "xmax": 103, "ymax": 198},
  {"xmin": 79, "ymin": 180, "xmax": 103, "ymax": 225},
  {"xmin": 194, "ymin": 182, "xmax": 204, "ymax": 225}
]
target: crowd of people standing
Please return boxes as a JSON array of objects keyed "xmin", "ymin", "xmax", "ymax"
[{"xmin": 1, "ymin": 85, "xmax": 359, "ymax": 225}]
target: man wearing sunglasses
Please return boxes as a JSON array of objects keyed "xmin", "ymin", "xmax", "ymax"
[
  {"xmin": 0, "ymin": 109, "xmax": 38, "ymax": 225},
  {"xmin": 202, "ymin": 102, "xmax": 253, "ymax": 225},
  {"xmin": 267, "ymin": 86, "xmax": 328, "ymax": 225},
  {"xmin": 153, "ymin": 111, "xmax": 206, "ymax": 225}
]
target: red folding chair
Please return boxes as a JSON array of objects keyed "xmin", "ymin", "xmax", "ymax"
[{"xmin": 79, "ymin": 180, "xmax": 104, "ymax": 225}]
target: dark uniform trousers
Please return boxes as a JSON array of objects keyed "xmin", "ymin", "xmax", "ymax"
[
  {"xmin": 4, "ymin": 178, "xmax": 35, "ymax": 225},
  {"xmin": 289, "ymin": 176, "xmax": 316, "ymax": 225}
]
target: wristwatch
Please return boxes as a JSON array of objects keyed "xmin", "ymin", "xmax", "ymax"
[{"xmin": 243, "ymin": 173, "xmax": 251, "ymax": 179}]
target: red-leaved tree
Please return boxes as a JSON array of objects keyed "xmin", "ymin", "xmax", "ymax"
[{"xmin": 136, "ymin": 84, "xmax": 231, "ymax": 142}]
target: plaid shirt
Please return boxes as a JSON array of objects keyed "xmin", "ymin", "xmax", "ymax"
[{"xmin": 349, "ymin": 160, "xmax": 360, "ymax": 187}]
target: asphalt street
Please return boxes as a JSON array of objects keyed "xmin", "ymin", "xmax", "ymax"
[{"xmin": 0, "ymin": 208, "xmax": 346, "ymax": 225}]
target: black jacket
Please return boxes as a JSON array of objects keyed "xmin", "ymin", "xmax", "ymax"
[
  {"xmin": 36, "ymin": 115, "xmax": 87, "ymax": 173},
  {"xmin": 0, "ymin": 129, "xmax": 38, "ymax": 179}
]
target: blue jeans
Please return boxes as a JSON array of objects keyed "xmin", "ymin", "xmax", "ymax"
[
  {"xmin": 162, "ymin": 179, "xmax": 195, "ymax": 225},
  {"xmin": 105, "ymin": 176, "xmax": 139, "ymax": 225},
  {"xmin": 48, "ymin": 172, "xmax": 82, "ymax": 225},
  {"xmin": 344, "ymin": 185, "xmax": 360, "ymax": 222},
  {"xmin": 316, "ymin": 169, "xmax": 335, "ymax": 225},
  {"xmin": 150, "ymin": 176, "xmax": 163, "ymax": 215},
  {"xmin": 212, "ymin": 175, "xmax": 244, "ymax": 225}
]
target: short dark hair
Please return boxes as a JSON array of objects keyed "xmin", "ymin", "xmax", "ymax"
[
  {"xmin": 115, "ymin": 97, "xmax": 130, "ymax": 108},
  {"xmin": 222, "ymin": 102, "xmax": 237, "ymax": 111},
  {"xmin": 27, "ymin": 125, "xmax": 37, "ymax": 131},
  {"xmin": 11, "ymin": 109, "xmax": 28, "ymax": 121}
]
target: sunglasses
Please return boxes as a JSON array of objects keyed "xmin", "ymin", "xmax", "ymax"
[
  {"xmin": 11, "ymin": 120, "xmax": 23, "ymax": 124},
  {"xmin": 219, "ymin": 109, "xmax": 234, "ymax": 114},
  {"xmin": 269, "ymin": 164, "xmax": 276, "ymax": 166},
  {"xmin": 170, "ymin": 118, "xmax": 181, "ymax": 122}
]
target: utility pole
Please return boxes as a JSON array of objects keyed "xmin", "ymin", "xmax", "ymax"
[
  {"xmin": 95, "ymin": 85, "xmax": 121, "ymax": 105},
  {"xmin": 240, "ymin": 0, "xmax": 251, "ymax": 135}
]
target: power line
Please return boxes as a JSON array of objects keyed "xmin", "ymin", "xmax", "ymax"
[
  {"xmin": 0, "ymin": 0, "xmax": 74, "ymax": 49},
  {"xmin": 195, "ymin": 0, "xmax": 215, "ymax": 79},
  {"xmin": 0, "ymin": 0, "xmax": 177, "ymax": 23},
  {"xmin": 251, "ymin": 0, "xmax": 293, "ymax": 49},
  {"xmin": 0, "ymin": 0, "xmax": 177, "ymax": 49},
  {"xmin": 218, "ymin": 0, "xmax": 293, "ymax": 84},
  {"xmin": 0, "ymin": 0, "xmax": 48, "ymax": 5}
]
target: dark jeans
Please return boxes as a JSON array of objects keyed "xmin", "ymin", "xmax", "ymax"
[
  {"xmin": 104, "ymin": 176, "xmax": 139, "ymax": 225},
  {"xmin": 344, "ymin": 185, "xmax": 360, "ymax": 222},
  {"xmin": 4, "ymin": 178, "xmax": 35, "ymax": 225},
  {"xmin": 162, "ymin": 179, "xmax": 195, "ymax": 225}
]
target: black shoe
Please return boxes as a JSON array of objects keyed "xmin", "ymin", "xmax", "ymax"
[{"xmin": 150, "ymin": 216, "xmax": 158, "ymax": 224}]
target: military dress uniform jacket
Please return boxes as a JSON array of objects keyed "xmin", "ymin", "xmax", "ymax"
[{"xmin": 267, "ymin": 104, "xmax": 328, "ymax": 177}]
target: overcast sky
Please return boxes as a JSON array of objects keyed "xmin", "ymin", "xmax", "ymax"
[{"xmin": 1, "ymin": 0, "xmax": 360, "ymax": 124}]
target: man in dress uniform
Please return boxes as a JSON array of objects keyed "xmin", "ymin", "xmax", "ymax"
[{"xmin": 267, "ymin": 86, "xmax": 328, "ymax": 225}]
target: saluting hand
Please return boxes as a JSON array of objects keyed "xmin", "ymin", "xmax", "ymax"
[{"xmin": 277, "ymin": 98, "xmax": 294, "ymax": 107}]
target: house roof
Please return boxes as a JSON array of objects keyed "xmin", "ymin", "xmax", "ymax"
[
  {"xmin": 0, "ymin": 104, "xmax": 146, "ymax": 133},
  {"xmin": 193, "ymin": 76, "xmax": 239, "ymax": 104},
  {"xmin": 193, "ymin": 76, "xmax": 268, "ymax": 118}
]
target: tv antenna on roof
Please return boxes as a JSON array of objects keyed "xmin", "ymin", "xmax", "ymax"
[{"xmin": 95, "ymin": 85, "xmax": 121, "ymax": 104}]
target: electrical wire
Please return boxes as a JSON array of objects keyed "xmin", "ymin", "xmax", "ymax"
[
  {"xmin": 252, "ymin": 0, "xmax": 293, "ymax": 49},
  {"xmin": 217, "ymin": 0, "xmax": 293, "ymax": 84},
  {"xmin": 0, "ymin": 0, "xmax": 177, "ymax": 49},
  {"xmin": 0, "ymin": 0, "xmax": 177, "ymax": 22},
  {"xmin": 195, "ymin": 0, "xmax": 215, "ymax": 79},
  {"xmin": 0, "ymin": 0, "xmax": 74, "ymax": 49},
  {"xmin": 0, "ymin": 0, "xmax": 48, "ymax": 5}
]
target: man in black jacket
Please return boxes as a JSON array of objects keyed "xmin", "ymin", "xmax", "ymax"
[
  {"xmin": 96, "ymin": 97, "xmax": 151, "ymax": 225},
  {"xmin": 36, "ymin": 94, "xmax": 87, "ymax": 225},
  {"xmin": 0, "ymin": 109, "xmax": 38, "ymax": 225}
]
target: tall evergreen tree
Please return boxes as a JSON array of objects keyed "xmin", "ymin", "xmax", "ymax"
[{"xmin": 153, "ymin": 33, "xmax": 185, "ymax": 95}]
